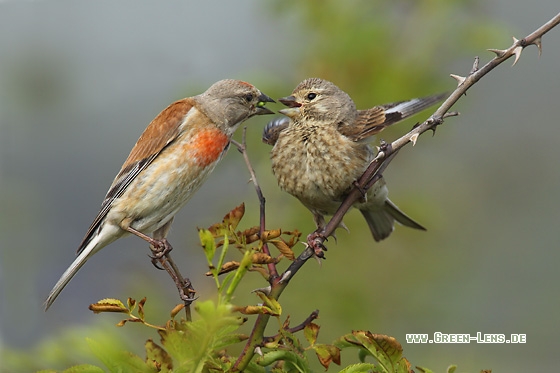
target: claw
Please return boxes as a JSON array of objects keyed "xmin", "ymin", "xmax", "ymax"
[
  {"xmin": 149, "ymin": 238, "xmax": 173, "ymax": 268},
  {"xmin": 307, "ymin": 231, "xmax": 328, "ymax": 258}
]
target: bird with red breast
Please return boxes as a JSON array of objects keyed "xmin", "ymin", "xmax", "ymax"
[{"xmin": 45, "ymin": 79, "xmax": 274, "ymax": 310}]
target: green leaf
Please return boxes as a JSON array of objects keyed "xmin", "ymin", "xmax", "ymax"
[
  {"xmin": 257, "ymin": 350, "xmax": 309, "ymax": 371},
  {"xmin": 199, "ymin": 228, "xmax": 216, "ymax": 265},
  {"xmin": 145, "ymin": 339, "xmax": 173, "ymax": 372},
  {"xmin": 225, "ymin": 249, "xmax": 254, "ymax": 301},
  {"xmin": 338, "ymin": 331, "xmax": 411, "ymax": 373},
  {"xmin": 304, "ymin": 322, "xmax": 320, "ymax": 346},
  {"xmin": 338, "ymin": 363, "xmax": 379, "ymax": 373},
  {"xmin": 58, "ymin": 365, "xmax": 105, "ymax": 373},
  {"xmin": 87, "ymin": 338, "xmax": 155, "ymax": 373},
  {"xmin": 313, "ymin": 343, "xmax": 341, "ymax": 370}
]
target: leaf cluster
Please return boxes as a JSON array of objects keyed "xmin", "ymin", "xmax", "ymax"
[{"xmin": 34, "ymin": 204, "xmax": 487, "ymax": 372}]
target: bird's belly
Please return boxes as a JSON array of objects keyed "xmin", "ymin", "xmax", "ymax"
[{"xmin": 271, "ymin": 131, "xmax": 370, "ymax": 214}]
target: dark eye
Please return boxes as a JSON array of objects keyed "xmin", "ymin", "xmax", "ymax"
[
  {"xmin": 244, "ymin": 93, "xmax": 254, "ymax": 102},
  {"xmin": 307, "ymin": 92, "xmax": 317, "ymax": 100}
]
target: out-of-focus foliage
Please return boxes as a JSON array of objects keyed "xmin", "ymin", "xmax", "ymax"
[
  {"xmin": 269, "ymin": 0, "xmax": 502, "ymax": 102},
  {"xmin": 8, "ymin": 205, "xmax": 480, "ymax": 372}
]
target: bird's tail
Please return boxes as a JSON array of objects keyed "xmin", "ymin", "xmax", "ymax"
[
  {"xmin": 359, "ymin": 199, "xmax": 425, "ymax": 242},
  {"xmin": 44, "ymin": 235, "xmax": 103, "ymax": 310}
]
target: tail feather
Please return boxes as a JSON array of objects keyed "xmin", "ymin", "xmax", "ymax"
[
  {"xmin": 360, "ymin": 199, "xmax": 425, "ymax": 242},
  {"xmin": 44, "ymin": 234, "xmax": 104, "ymax": 310},
  {"xmin": 384, "ymin": 199, "xmax": 426, "ymax": 231},
  {"xmin": 359, "ymin": 208, "xmax": 395, "ymax": 242}
]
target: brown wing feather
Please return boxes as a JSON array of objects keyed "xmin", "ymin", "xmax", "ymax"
[
  {"xmin": 76, "ymin": 98, "xmax": 194, "ymax": 254},
  {"xmin": 338, "ymin": 106, "xmax": 387, "ymax": 140},
  {"xmin": 340, "ymin": 92, "xmax": 447, "ymax": 142}
]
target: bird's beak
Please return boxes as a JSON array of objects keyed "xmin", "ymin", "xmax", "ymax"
[
  {"xmin": 278, "ymin": 95, "xmax": 301, "ymax": 119},
  {"xmin": 255, "ymin": 93, "xmax": 275, "ymax": 115},
  {"xmin": 278, "ymin": 95, "xmax": 301, "ymax": 108}
]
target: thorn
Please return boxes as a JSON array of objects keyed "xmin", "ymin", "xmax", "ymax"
[
  {"xmin": 512, "ymin": 45, "xmax": 523, "ymax": 66},
  {"xmin": 410, "ymin": 133, "xmax": 419, "ymax": 146},
  {"xmin": 443, "ymin": 111, "xmax": 460, "ymax": 119},
  {"xmin": 488, "ymin": 48, "xmax": 506, "ymax": 58},
  {"xmin": 254, "ymin": 346, "xmax": 263, "ymax": 356},
  {"xmin": 450, "ymin": 74, "xmax": 466, "ymax": 86},
  {"xmin": 252, "ymin": 286, "xmax": 272, "ymax": 295},
  {"xmin": 470, "ymin": 56, "xmax": 480, "ymax": 74},
  {"xmin": 430, "ymin": 127, "xmax": 437, "ymax": 136},
  {"xmin": 533, "ymin": 37, "xmax": 543, "ymax": 57},
  {"xmin": 278, "ymin": 270, "xmax": 292, "ymax": 284}
]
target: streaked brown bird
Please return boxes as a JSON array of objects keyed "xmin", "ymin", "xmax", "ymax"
[
  {"xmin": 45, "ymin": 79, "xmax": 274, "ymax": 310},
  {"xmin": 263, "ymin": 78, "xmax": 444, "ymax": 242}
]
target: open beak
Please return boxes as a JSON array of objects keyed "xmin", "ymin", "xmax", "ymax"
[
  {"xmin": 255, "ymin": 93, "xmax": 276, "ymax": 115},
  {"xmin": 278, "ymin": 95, "xmax": 301, "ymax": 118},
  {"xmin": 278, "ymin": 95, "xmax": 301, "ymax": 108}
]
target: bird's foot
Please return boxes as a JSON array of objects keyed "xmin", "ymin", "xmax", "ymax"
[
  {"xmin": 179, "ymin": 280, "xmax": 197, "ymax": 303},
  {"xmin": 149, "ymin": 239, "xmax": 173, "ymax": 269},
  {"xmin": 307, "ymin": 231, "xmax": 328, "ymax": 259}
]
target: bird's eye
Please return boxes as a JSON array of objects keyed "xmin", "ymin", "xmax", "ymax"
[
  {"xmin": 244, "ymin": 93, "xmax": 254, "ymax": 102},
  {"xmin": 307, "ymin": 92, "xmax": 317, "ymax": 100}
]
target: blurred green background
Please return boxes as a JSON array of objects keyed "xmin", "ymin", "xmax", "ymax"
[{"xmin": 1, "ymin": 0, "xmax": 560, "ymax": 371}]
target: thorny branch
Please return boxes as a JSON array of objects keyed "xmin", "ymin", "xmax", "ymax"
[
  {"xmin": 310, "ymin": 11, "xmax": 560, "ymax": 251},
  {"xmin": 232, "ymin": 11, "xmax": 560, "ymax": 372}
]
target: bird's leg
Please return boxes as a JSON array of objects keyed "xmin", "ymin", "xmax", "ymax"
[
  {"xmin": 308, "ymin": 212, "xmax": 329, "ymax": 258},
  {"xmin": 124, "ymin": 223, "xmax": 196, "ymax": 305},
  {"xmin": 352, "ymin": 180, "xmax": 368, "ymax": 203},
  {"xmin": 152, "ymin": 221, "xmax": 196, "ymax": 319},
  {"xmin": 123, "ymin": 226, "xmax": 172, "ymax": 268}
]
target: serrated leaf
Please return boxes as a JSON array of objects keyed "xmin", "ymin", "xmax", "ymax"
[
  {"xmin": 138, "ymin": 297, "xmax": 146, "ymax": 320},
  {"xmin": 235, "ymin": 305, "xmax": 277, "ymax": 315},
  {"xmin": 313, "ymin": 344, "xmax": 341, "ymax": 369},
  {"xmin": 116, "ymin": 319, "xmax": 128, "ymax": 327},
  {"xmin": 212, "ymin": 333, "xmax": 249, "ymax": 350},
  {"xmin": 145, "ymin": 339, "xmax": 173, "ymax": 372},
  {"xmin": 127, "ymin": 297, "xmax": 136, "ymax": 311},
  {"xmin": 269, "ymin": 239, "xmax": 295, "ymax": 260},
  {"xmin": 304, "ymin": 323, "xmax": 320, "ymax": 346},
  {"xmin": 343, "ymin": 331, "xmax": 409, "ymax": 373},
  {"xmin": 338, "ymin": 363, "xmax": 379, "ymax": 373},
  {"xmin": 261, "ymin": 228, "xmax": 281, "ymax": 241},
  {"xmin": 60, "ymin": 365, "xmax": 105, "ymax": 373},
  {"xmin": 257, "ymin": 350, "xmax": 309, "ymax": 371},
  {"xmin": 256, "ymin": 291, "xmax": 282, "ymax": 315},
  {"xmin": 88, "ymin": 299, "xmax": 128, "ymax": 314},
  {"xmin": 251, "ymin": 253, "xmax": 276, "ymax": 264},
  {"xmin": 212, "ymin": 261, "xmax": 240, "ymax": 275},
  {"xmin": 241, "ymin": 226, "xmax": 260, "ymax": 243},
  {"xmin": 87, "ymin": 338, "xmax": 154, "ymax": 373},
  {"xmin": 415, "ymin": 367, "xmax": 434, "ymax": 373},
  {"xmin": 158, "ymin": 329, "xmax": 191, "ymax": 365},
  {"xmin": 224, "ymin": 203, "xmax": 245, "ymax": 230}
]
